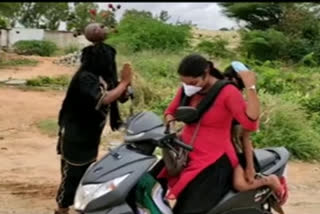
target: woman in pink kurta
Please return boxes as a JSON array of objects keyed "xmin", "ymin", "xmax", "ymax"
[{"xmin": 157, "ymin": 54, "xmax": 259, "ymax": 214}]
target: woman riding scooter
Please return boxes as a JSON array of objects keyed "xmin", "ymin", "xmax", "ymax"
[{"xmin": 158, "ymin": 54, "xmax": 259, "ymax": 214}]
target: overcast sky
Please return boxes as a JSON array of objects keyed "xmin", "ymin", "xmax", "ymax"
[{"xmin": 97, "ymin": 2, "xmax": 238, "ymax": 30}]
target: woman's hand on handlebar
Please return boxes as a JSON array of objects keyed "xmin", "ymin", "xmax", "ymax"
[{"xmin": 165, "ymin": 114, "xmax": 176, "ymax": 132}]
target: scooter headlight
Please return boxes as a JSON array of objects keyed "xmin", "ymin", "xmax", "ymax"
[{"xmin": 74, "ymin": 174, "xmax": 130, "ymax": 211}]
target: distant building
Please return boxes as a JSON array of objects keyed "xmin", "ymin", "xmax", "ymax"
[{"xmin": 0, "ymin": 28, "xmax": 91, "ymax": 49}]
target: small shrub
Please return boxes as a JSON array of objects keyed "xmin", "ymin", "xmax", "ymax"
[
  {"xmin": 299, "ymin": 52, "xmax": 318, "ymax": 67},
  {"xmin": 13, "ymin": 40, "xmax": 58, "ymax": 56},
  {"xmin": 26, "ymin": 75, "xmax": 70, "ymax": 88},
  {"xmin": 300, "ymin": 89, "xmax": 320, "ymax": 114},
  {"xmin": 37, "ymin": 118, "xmax": 58, "ymax": 137},
  {"xmin": 196, "ymin": 37, "xmax": 232, "ymax": 58},
  {"xmin": 0, "ymin": 58, "xmax": 38, "ymax": 68}
]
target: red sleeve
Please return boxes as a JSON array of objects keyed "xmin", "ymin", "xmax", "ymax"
[
  {"xmin": 164, "ymin": 87, "xmax": 183, "ymax": 116},
  {"xmin": 224, "ymin": 85, "xmax": 258, "ymax": 131}
]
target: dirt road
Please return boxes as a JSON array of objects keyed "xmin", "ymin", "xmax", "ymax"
[{"xmin": 0, "ymin": 57, "xmax": 319, "ymax": 214}]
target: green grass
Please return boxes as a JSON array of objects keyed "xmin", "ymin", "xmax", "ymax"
[
  {"xmin": 36, "ymin": 118, "xmax": 58, "ymax": 137},
  {"xmin": 0, "ymin": 58, "xmax": 38, "ymax": 69}
]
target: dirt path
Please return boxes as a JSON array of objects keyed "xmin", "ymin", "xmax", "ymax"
[
  {"xmin": 0, "ymin": 58, "xmax": 319, "ymax": 214},
  {"xmin": 0, "ymin": 54, "xmax": 75, "ymax": 81},
  {"xmin": 0, "ymin": 87, "xmax": 63, "ymax": 214}
]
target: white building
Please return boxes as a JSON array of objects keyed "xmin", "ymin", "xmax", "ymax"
[{"xmin": 0, "ymin": 28, "xmax": 91, "ymax": 49}]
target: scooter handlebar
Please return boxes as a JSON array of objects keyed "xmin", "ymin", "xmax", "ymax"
[{"xmin": 173, "ymin": 138, "xmax": 193, "ymax": 151}]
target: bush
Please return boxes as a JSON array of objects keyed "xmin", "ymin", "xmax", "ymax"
[
  {"xmin": 196, "ymin": 37, "xmax": 232, "ymax": 58},
  {"xmin": 13, "ymin": 40, "xmax": 58, "ymax": 56},
  {"xmin": 240, "ymin": 29, "xmax": 288, "ymax": 61},
  {"xmin": 252, "ymin": 92, "xmax": 320, "ymax": 161},
  {"xmin": 107, "ymin": 12, "xmax": 191, "ymax": 52}
]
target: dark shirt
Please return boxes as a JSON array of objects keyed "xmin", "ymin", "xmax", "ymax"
[{"xmin": 57, "ymin": 70, "xmax": 108, "ymax": 165}]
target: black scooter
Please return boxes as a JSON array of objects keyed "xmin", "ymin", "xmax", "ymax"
[{"xmin": 74, "ymin": 106, "xmax": 289, "ymax": 214}]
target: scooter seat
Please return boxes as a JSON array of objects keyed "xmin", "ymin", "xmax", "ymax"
[{"xmin": 254, "ymin": 148, "xmax": 278, "ymax": 172}]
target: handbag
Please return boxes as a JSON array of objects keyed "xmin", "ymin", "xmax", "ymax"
[{"xmin": 162, "ymin": 121, "xmax": 201, "ymax": 177}]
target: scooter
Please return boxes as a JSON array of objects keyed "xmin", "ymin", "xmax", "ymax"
[{"xmin": 74, "ymin": 105, "xmax": 290, "ymax": 214}]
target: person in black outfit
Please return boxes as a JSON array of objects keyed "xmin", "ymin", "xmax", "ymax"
[{"xmin": 54, "ymin": 42, "xmax": 132, "ymax": 214}]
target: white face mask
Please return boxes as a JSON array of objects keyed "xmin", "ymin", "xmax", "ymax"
[{"xmin": 183, "ymin": 83, "xmax": 202, "ymax": 97}]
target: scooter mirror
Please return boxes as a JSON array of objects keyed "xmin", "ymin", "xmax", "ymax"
[{"xmin": 175, "ymin": 106, "xmax": 198, "ymax": 123}]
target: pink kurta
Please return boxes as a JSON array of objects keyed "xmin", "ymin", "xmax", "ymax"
[{"xmin": 158, "ymin": 84, "xmax": 258, "ymax": 199}]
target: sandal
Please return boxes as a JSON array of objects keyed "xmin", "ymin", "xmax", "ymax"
[
  {"xmin": 275, "ymin": 177, "xmax": 288, "ymax": 206},
  {"xmin": 279, "ymin": 177, "xmax": 288, "ymax": 205}
]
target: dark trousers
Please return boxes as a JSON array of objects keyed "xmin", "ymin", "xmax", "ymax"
[
  {"xmin": 173, "ymin": 154, "xmax": 233, "ymax": 214},
  {"xmin": 56, "ymin": 159, "xmax": 93, "ymax": 208}
]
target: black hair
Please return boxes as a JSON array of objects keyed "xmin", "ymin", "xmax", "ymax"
[
  {"xmin": 177, "ymin": 54, "xmax": 224, "ymax": 80},
  {"xmin": 78, "ymin": 42, "xmax": 122, "ymax": 130},
  {"xmin": 223, "ymin": 65, "xmax": 245, "ymax": 90}
]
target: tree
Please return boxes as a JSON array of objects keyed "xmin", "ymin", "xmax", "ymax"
[
  {"xmin": 277, "ymin": 4, "xmax": 320, "ymax": 41},
  {"xmin": 18, "ymin": 3, "xmax": 69, "ymax": 30},
  {"xmin": 159, "ymin": 10, "xmax": 171, "ymax": 22},
  {"xmin": 96, "ymin": 10, "xmax": 117, "ymax": 28},
  {"xmin": 0, "ymin": 3, "xmax": 22, "ymax": 27},
  {"xmin": 43, "ymin": 3, "xmax": 69, "ymax": 30},
  {"xmin": 220, "ymin": 27, "xmax": 229, "ymax": 31},
  {"xmin": 123, "ymin": 9, "xmax": 153, "ymax": 19},
  {"xmin": 67, "ymin": 3, "xmax": 118, "ymax": 34},
  {"xmin": 0, "ymin": 17, "xmax": 7, "ymax": 28},
  {"xmin": 67, "ymin": 3, "xmax": 99, "ymax": 33},
  {"xmin": 18, "ymin": 3, "xmax": 47, "ymax": 28},
  {"xmin": 219, "ymin": 3, "xmax": 285, "ymax": 30},
  {"xmin": 219, "ymin": 3, "xmax": 320, "ymax": 39},
  {"xmin": 0, "ymin": 3, "xmax": 21, "ymax": 17}
]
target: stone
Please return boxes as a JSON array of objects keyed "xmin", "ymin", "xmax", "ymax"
[{"xmin": 5, "ymin": 79, "xmax": 27, "ymax": 85}]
